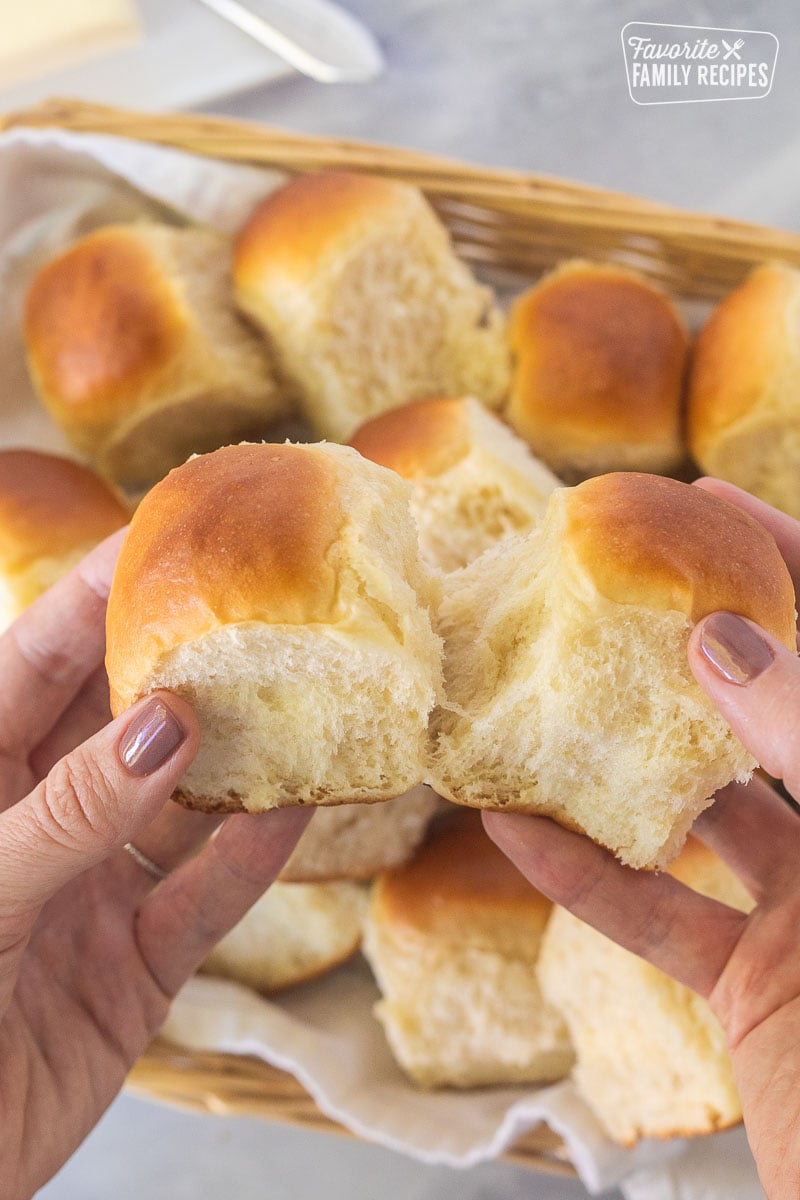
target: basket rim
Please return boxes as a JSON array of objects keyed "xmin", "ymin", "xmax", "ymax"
[
  {"xmin": 126, "ymin": 1038, "xmax": 579, "ymax": 1179},
  {"xmin": 1, "ymin": 96, "xmax": 799, "ymax": 254}
]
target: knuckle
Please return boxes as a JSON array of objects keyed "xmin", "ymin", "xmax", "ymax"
[
  {"xmin": 559, "ymin": 858, "xmax": 604, "ymax": 912},
  {"xmin": 35, "ymin": 750, "xmax": 118, "ymax": 850},
  {"xmin": 628, "ymin": 887, "xmax": 677, "ymax": 957}
]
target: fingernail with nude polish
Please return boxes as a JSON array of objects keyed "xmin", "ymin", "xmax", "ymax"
[
  {"xmin": 119, "ymin": 699, "xmax": 187, "ymax": 777},
  {"xmin": 698, "ymin": 612, "xmax": 775, "ymax": 686}
]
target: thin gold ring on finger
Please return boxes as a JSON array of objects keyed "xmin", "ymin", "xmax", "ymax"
[{"xmin": 122, "ymin": 842, "xmax": 170, "ymax": 882}]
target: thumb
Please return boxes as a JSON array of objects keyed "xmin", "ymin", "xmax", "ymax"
[
  {"xmin": 689, "ymin": 612, "xmax": 800, "ymax": 797},
  {"xmin": 0, "ymin": 691, "xmax": 200, "ymax": 919}
]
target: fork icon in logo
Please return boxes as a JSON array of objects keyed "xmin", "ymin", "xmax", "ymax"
[{"xmin": 722, "ymin": 37, "xmax": 745, "ymax": 59}]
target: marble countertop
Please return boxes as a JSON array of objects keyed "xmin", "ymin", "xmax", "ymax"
[{"xmin": 35, "ymin": 0, "xmax": 797, "ymax": 1195}]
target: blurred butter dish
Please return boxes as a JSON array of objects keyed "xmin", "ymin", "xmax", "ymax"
[
  {"xmin": 0, "ymin": 0, "xmax": 142, "ymax": 89},
  {"xmin": 0, "ymin": 0, "xmax": 293, "ymax": 113}
]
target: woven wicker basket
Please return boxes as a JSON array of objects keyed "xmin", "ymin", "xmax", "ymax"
[{"xmin": 2, "ymin": 96, "xmax": 793, "ymax": 1179}]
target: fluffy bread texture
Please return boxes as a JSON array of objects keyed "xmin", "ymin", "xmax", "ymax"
[
  {"xmin": 24, "ymin": 222, "xmax": 287, "ymax": 489},
  {"xmin": 280, "ymin": 784, "xmax": 440, "ymax": 882},
  {"xmin": 430, "ymin": 473, "xmax": 796, "ymax": 870},
  {"xmin": 363, "ymin": 811, "xmax": 574, "ymax": 1088},
  {"xmin": 506, "ymin": 260, "xmax": 689, "ymax": 480},
  {"xmin": 688, "ymin": 261, "xmax": 800, "ymax": 518},
  {"xmin": 106, "ymin": 442, "xmax": 442, "ymax": 812},
  {"xmin": 202, "ymin": 878, "xmax": 367, "ymax": 994},
  {"xmin": 537, "ymin": 839, "xmax": 751, "ymax": 1144},
  {"xmin": 350, "ymin": 396, "xmax": 561, "ymax": 571},
  {"xmin": 0, "ymin": 449, "xmax": 129, "ymax": 631},
  {"xmin": 234, "ymin": 171, "xmax": 509, "ymax": 441}
]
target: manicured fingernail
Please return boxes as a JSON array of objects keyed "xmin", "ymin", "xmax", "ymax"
[
  {"xmin": 698, "ymin": 612, "xmax": 775, "ymax": 686},
  {"xmin": 119, "ymin": 699, "xmax": 186, "ymax": 777}
]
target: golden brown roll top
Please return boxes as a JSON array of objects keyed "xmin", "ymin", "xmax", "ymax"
[
  {"xmin": 25, "ymin": 226, "xmax": 186, "ymax": 430},
  {"xmin": 106, "ymin": 441, "xmax": 442, "ymax": 812},
  {"xmin": 234, "ymin": 171, "xmax": 510, "ymax": 441},
  {"xmin": 371, "ymin": 810, "xmax": 553, "ymax": 940},
  {"xmin": 688, "ymin": 261, "xmax": 800, "ymax": 518},
  {"xmin": 106, "ymin": 440, "xmax": 435, "ymax": 711},
  {"xmin": 234, "ymin": 170, "xmax": 420, "ymax": 293},
  {"xmin": 689, "ymin": 262, "xmax": 797, "ymax": 453},
  {"xmin": 350, "ymin": 396, "xmax": 561, "ymax": 572},
  {"xmin": 563, "ymin": 472, "xmax": 797, "ymax": 644},
  {"xmin": 350, "ymin": 396, "xmax": 473, "ymax": 480},
  {"xmin": 0, "ymin": 449, "xmax": 129, "ymax": 628},
  {"xmin": 506, "ymin": 260, "xmax": 689, "ymax": 479},
  {"xmin": 25, "ymin": 223, "xmax": 287, "ymax": 489},
  {"xmin": 108, "ymin": 442, "xmax": 343, "ymax": 707}
]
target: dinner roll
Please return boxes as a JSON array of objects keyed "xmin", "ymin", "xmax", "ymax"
[
  {"xmin": 24, "ymin": 222, "xmax": 287, "ymax": 489},
  {"xmin": 202, "ymin": 879, "xmax": 367, "ymax": 994},
  {"xmin": 279, "ymin": 785, "xmax": 440, "ymax": 882},
  {"xmin": 234, "ymin": 171, "xmax": 509, "ymax": 441},
  {"xmin": 506, "ymin": 260, "xmax": 689, "ymax": 480},
  {"xmin": 106, "ymin": 442, "xmax": 442, "ymax": 812},
  {"xmin": 363, "ymin": 811, "xmax": 573, "ymax": 1088},
  {"xmin": 688, "ymin": 261, "xmax": 800, "ymax": 518},
  {"xmin": 430, "ymin": 472, "xmax": 795, "ymax": 870},
  {"xmin": 350, "ymin": 396, "xmax": 561, "ymax": 572},
  {"xmin": 0, "ymin": 449, "xmax": 129, "ymax": 631},
  {"xmin": 538, "ymin": 839, "xmax": 751, "ymax": 1144}
]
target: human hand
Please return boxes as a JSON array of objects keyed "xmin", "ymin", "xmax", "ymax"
[
  {"xmin": 484, "ymin": 479, "xmax": 800, "ymax": 1200},
  {"xmin": 0, "ymin": 531, "xmax": 311, "ymax": 1200}
]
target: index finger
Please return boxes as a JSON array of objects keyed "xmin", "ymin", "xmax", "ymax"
[
  {"xmin": 0, "ymin": 528, "xmax": 126, "ymax": 761},
  {"xmin": 482, "ymin": 811, "xmax": 746, "ymax": 998},
  {"xmin": 694, "ymin": 478, "xmax": 800, "ymax": 603}
]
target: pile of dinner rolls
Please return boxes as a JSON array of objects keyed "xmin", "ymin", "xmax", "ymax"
[{"xmin": 9, "ymin": 167, "xmax": 798, "ymax": 1146}]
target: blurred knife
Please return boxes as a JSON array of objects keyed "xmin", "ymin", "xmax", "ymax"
[{"xmin": 193, "ymin": 0, "xmax": 384, "ymax": 83}]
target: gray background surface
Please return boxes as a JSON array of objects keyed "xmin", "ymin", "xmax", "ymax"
[{"xmin": 32, "ymin": 0, "xmax": 798, "ymax": 1196}]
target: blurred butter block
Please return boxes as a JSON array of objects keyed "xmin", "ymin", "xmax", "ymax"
[{"xmin": 0, "ymin": 0, "xmax": 143, "ymax": 88}]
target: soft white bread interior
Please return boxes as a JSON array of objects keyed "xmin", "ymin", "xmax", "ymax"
[
  {"xmin": 24, "ymin": 222, "xmax": 288, "ymax": 489},
  {"xmin": 506, "ymin": 260, "xmax": 689, "ymax": 480},
  {"xmin": 105, "ymin": 442, "xmax": 443, "ymax": 812},
  {"xmin": 688, "ymin": 261, "xmax": 800, "ymax": 519},
  {"xmin": 430, "ymin": 472, "xmax": 796, "ymax": 869},
  {"xmin": 350, "ymin": 396, "xmax": 561, "ymax": 571},
  {"xmin": 280, "ymin": 784, "xmax": 441, "ymax": 882},
  {"xmin": 362, "ymin": 811, "xmax": 574, "ymax": 1088},
  {"xmin": 537, "ymin": 838, "xmax": 751, "ymax": 1144},
  {"xmin": 234, "ymin": 171, "xmax": 509, "ymax": 441},
  {"xmin": 202, "ymin": 878, "xmax": 367, "ymax": 994},
  {"xmin": 0, "ymin": 449, "xmax": 129, "ymax": 631}
]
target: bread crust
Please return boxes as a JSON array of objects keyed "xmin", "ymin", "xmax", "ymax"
[
  {"xmin": 372, "ymin": 811, "xmax": 553, "ymax": 936},
  {"xmin": 106, "ymin": 442, "xmax": 346, "ymax": 715},
  {"xmin": 507, "ymin": 260, "xmax": 688, "ymax": 475},
  {"xmin": 25, "ymin": 227, "xmax": 186, "ymax": 431},
  {"xmin": 24, "ymin": 223, "xmax": 285, "ymax": 487},
  {"xmin": 564, "ymin": 473, "xmax": 797, "ymax": 644},
  {"xmin": 0, "ymin": 449, "xmax": 128, "ymax": 570},
  {"xmin": 350, "ymin": 396, "xmax": 471, "ymax": 479},
  {"xmin": 234, "ymin": 170, "xmax": 422, "ymax": 290},
  {"xmin": 688, "ymin": 261, "xmax": 800, "ymax": 461}
]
